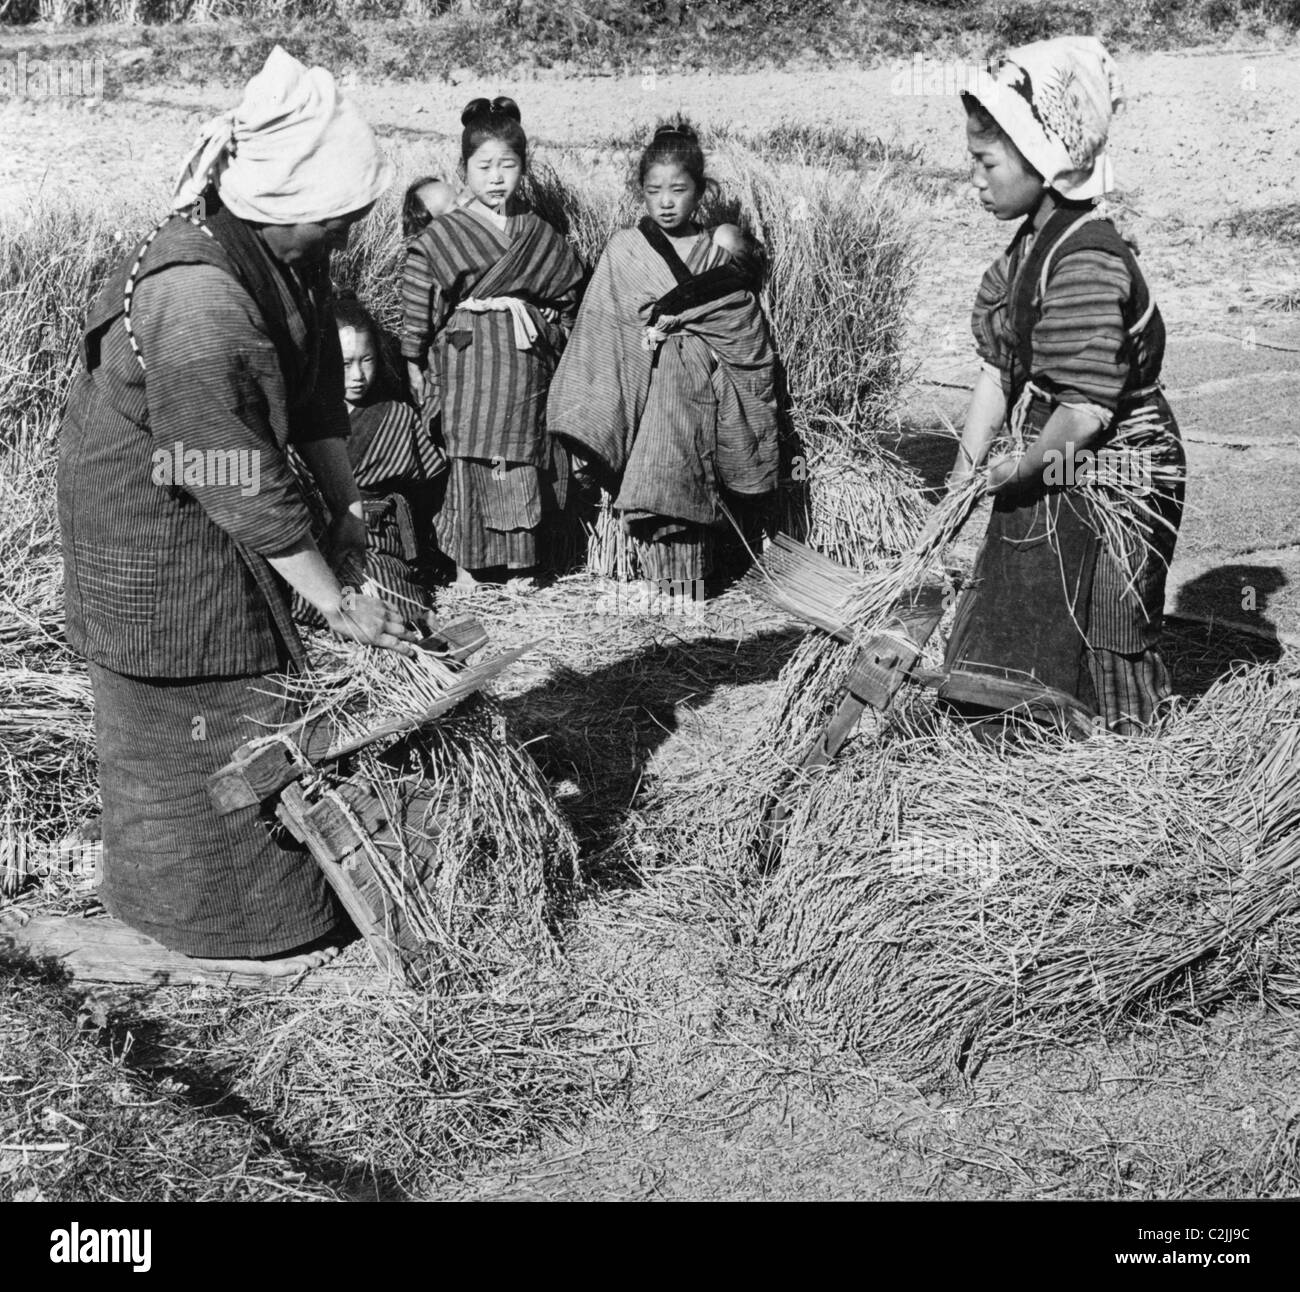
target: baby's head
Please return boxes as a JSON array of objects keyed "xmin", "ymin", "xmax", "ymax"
[
  {"xmin": 712, "ymin": 222, "xmax": 765, "ymax": 287},
  {"xmin": 334, "ymin": 294, "xmax": 384, "ymax": 407},
  {"xmin": 638, "ymin": 119, "xmax": 708, "ymax": 234},
  {"xmin": 402, "ymin": 176, "xmax": 460, "ymax": 238},
  {"xmin": 711, "ymin": 223, "xmax": 746, "ymax": 258},
  {"xmin": 962, "ymin": 94, "xmax": 1046, "ymax": 222}
]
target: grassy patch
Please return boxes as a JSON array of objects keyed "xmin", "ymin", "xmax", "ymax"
[
  {"xmin": 0, "ymin": 965, "xmax": 345, "ymax": 1201},
  {"xmin": 1218, "ymin": 200, "xmax": 1300, "ymax": 243}
]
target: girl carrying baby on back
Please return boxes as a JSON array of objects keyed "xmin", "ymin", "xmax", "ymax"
[{"xmin": 547, "ymin": 120, "xmax": 780, "ymax": 597}]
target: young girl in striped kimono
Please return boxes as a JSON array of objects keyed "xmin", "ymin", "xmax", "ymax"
[
  {"xmin": 547, "ymin": 122, "xmax": 781, "ymax": 595},
  {"xmin": 400, "ymin": 97, "xmax": 585, "ymax": 591},
  {"xmin": 335, "ymin": 294, "xmax": 445, "ymax": 614},
  {"xmin": 944, "ymin": 37, "xmax": 1185, "ymax": 735}
]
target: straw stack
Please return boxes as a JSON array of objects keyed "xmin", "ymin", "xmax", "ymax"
[{"xmin": 757, "ymin": 657, "xmax": 1300, "ymax": 1077}]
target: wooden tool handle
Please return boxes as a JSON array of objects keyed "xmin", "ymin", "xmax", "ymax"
[{"xmin": 805, "ymin": 693, "xmax": 868, "ymax": 770}]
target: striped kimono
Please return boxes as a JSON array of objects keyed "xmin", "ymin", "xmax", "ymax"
[
  {"xmin": 547, "ymin": 220, "xmax": 781, "ymax": 583},
  {"xmin": 943, "ymin": 199, "xmax": 1185, "ymax": 734},
  {"xmin": 400, "ymin": 204, "xmax": 584, "ymax": 572},
  {"xmin": 294, "ymin": 394, "xmax": 446, "ymax": 620}
]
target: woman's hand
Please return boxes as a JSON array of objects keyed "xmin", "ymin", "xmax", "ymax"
[
  {"xmin": 952, "ymin": 366, "xmax": 1007, "ymax": 490},
  {"xmin": 325, "ymin": 589, "xmax": 419, "ymax": 655},
  {"xmin": 984, "ymin": 452, "xmax": 1023, "ymax": 494}
]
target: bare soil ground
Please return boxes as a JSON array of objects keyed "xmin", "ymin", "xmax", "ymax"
[{"xmin": 2, "ymin": 44, "xmax": 1298, "ymax": 1201}]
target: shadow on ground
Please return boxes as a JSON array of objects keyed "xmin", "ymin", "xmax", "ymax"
[
  {"xmin": 1167, "ymin": 562, "xmax": 1288, "ymax": 697},
  {"xmin": 501, "ymin": 625, "xmax": 805, "ymax": 885},
  {"xmin": 0, "ymin": 954, "xmax": 405, "ymax": 1200}
]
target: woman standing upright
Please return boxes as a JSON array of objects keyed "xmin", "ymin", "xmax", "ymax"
[
  {"xmin": 944, "ymin": 37, "xmax": 1186, "ymax": 734},
  {"xmin": 400, "ymin": 97, "xmax": 586, "ymax": 591},
  {"xmin": 58, "ymin": 48, "xmax": 416, "ymax": 974}
]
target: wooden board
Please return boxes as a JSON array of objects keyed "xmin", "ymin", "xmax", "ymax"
[
  {"xmin": 275, "ymin": 780, "xmax": 431, "ymax": 989},
  {"xmin": 841, "ymin": 581, "xmax": 950, "ymax": 712},
  {"xmin": 208, "ymin": 735, "xmax": 315, "ymax": 816},
  {"xmin": 933, "ymin": 667, "xmax": 1097, "ymax": 737},
  {"xmin": 0, "ymin": 912, "xmax": 379, "ymax": 994}
]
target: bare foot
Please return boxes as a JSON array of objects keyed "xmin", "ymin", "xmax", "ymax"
[
  {"xmin": 453, "ymin": 568, "xmax": 487, "ymax": 593},
  {"xmin": 188, "ymin": 944, "xmax": 340, "ymax": 978}
]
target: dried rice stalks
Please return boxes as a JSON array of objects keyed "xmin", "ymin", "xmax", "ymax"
[
  {"xmin": 758, "ymin": 658, "xmax": 1300, "ymax": 1078},
  {"xmin": 270, "ymin": 641, "xmax": 580, "ymax": 982},
  {"xmin": 0, "ymin": 666, "xmax": 98, "ymax": 896},
  {"xmin": 774, "ymin": 434, "xmax": 930, "ymax": 571},
  {"xmin": 219, "ymin": 969, "xmax": 621, "ymax": 1193},
  {"xmin": 585, "ymin": 491, "xmax": 645, "ymax": 583}
]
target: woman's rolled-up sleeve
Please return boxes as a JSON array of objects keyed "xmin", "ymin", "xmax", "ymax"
[
  {"xmin": 971, "ymin": 250, "xmax": 1013, "ymax": 374},
  {"xmin": 133, "ymin": 263, "xmax": 314, "ymax": 557}
]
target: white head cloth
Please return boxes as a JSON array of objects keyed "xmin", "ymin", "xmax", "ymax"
[
  {"xmin": 171, "ymin": 45, "xmax": 393, "ymax": 223},
  {"xmin": 974, "ymin": 36, "xmax": 1124, "ymax": 202}
]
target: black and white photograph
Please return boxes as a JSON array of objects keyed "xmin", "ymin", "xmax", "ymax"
[{"xmin": 0, "ymin": 0, "xmax": 1295, "ymax": 1240}]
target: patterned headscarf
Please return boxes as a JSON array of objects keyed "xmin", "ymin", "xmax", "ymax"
[
  {"xmin": 171, "ymin": 45, "xmax": 393, "ymax": 224},
  {"xmin": 970, "ymin": 36, "xmax": 1124, "ymax": 202}
]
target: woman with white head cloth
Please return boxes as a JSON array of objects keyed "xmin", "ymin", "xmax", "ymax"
[
  {"xmin": 58, "ymin": 47, "xmax": 416, "ymax": 974},
  {"xmin": 943, "ymin": 36, "xmax": 1186, "ymax": 736}
]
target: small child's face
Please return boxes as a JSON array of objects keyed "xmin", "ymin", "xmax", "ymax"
[
  {"xmin": 642, "ymin": 162, "xmax": 700, "ymax": 234},
  {"xmin": 339, "ymin": 325, "xmax": 378, "ymax": 405},
  {"xmin": 464, "ymin": 140, "xmax": 523, "ymax": 213},
  {"xmin": 967, "ymin": 120, "xmax": 1044, "ymax": 221}
]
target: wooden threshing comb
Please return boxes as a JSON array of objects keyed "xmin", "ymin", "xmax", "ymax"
[{"xmin": 206, "ymin": 622, "xmax": 537, "ymax": 986}]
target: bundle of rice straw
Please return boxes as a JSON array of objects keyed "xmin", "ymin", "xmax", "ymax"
[
  {"xmin": 758, "ymin": 656, "xmax": 1300, "ymax": 1078},
  {"xmin": 269, "ymin": 640, "xmax": 580, "ymax": 983},
  {"xmin": 773, "ymin": 434, "xmax": 930, "ymax": 572},
  {"xmin": 0, "ymin": 665, "xmax": 98, "ymax": 895},
  {"xmin": 584, "ymin": 489, "xmax": 645, "ymax": 583}
]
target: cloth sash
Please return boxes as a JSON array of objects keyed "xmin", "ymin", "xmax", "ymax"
[
  {"xmin": 457, "ymin": 295, "xmax": 540, "ymax": 350},
  {"xmin": 443, "ymin": 213, "xmax": 559, "ymax": 351}
]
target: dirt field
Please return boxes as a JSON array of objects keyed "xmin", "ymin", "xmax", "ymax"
[{"xmin": 2, "ymin": 41, "xmax": 1298, "ymax": 1202}]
